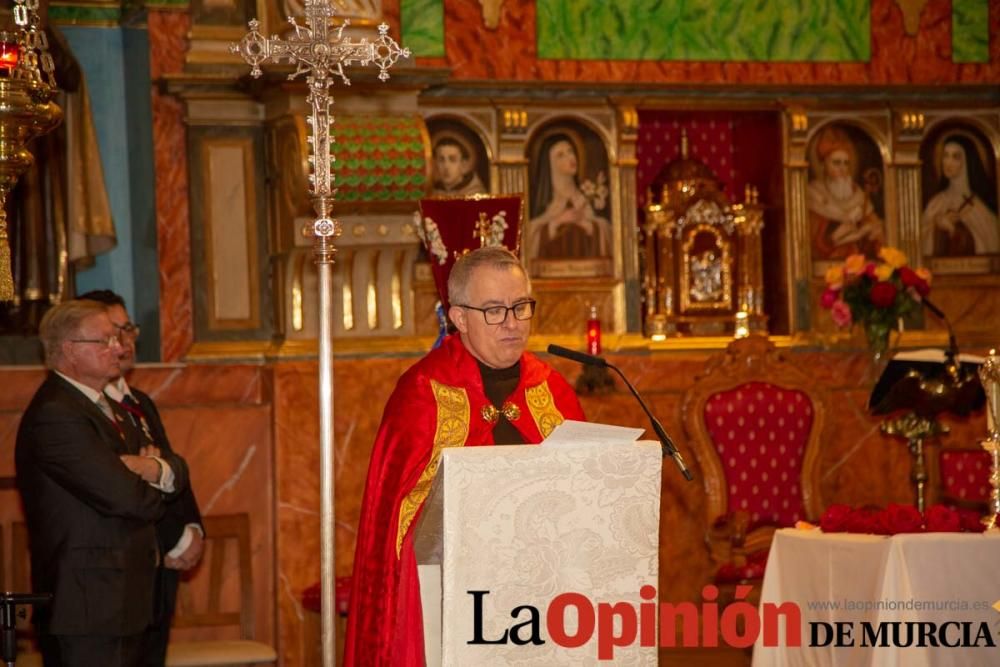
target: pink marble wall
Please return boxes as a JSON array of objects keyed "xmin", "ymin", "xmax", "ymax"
[{"xmin": 148, "ymin": 11, "xmax": 194, "ymax": 362}]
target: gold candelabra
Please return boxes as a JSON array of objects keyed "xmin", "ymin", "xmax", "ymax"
[
  {"xmin": 0, "ymin": 1, "xmax": 62, "ymax": 301},
  {"xmin": 979, "ymin": 349, "xmax": 1000, "ymax": 531}
]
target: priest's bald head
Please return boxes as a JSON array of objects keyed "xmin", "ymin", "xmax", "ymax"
[{"xmin": 446, "ymin": 247, "xmax": 536, "ymax": 369}]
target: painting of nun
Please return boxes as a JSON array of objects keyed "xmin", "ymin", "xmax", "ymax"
[
  {"xmin": 920, "ymin": 129, "xmax": 999, "ymax": 258},
  {"xmin": 526, "ymin": 124, "xmax": 613, "ymax": 275}
]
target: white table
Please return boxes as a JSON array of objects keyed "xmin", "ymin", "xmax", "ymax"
[{"xmin": 752, "ymin": 529, "xmax": 1000, "ymax": 667}]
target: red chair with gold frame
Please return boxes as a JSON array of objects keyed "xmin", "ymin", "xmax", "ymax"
[
  {"xmin": 927, "ymin": 445, "xmax": 992, "ymax": 510},
  {"xmin": 681, "ymin": 335, "xmax": 826, "ymax": 594}
]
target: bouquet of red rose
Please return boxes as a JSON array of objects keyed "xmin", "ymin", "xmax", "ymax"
[
  {"xmin": 820, "ymin": 247, "xmax": 932, "ymax": 354},
  {"xmin": 819, "ymin": 503, "xmax": 985, "ymax": 534}
]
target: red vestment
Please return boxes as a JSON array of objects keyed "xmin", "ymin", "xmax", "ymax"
[{"xmin": 344, "ymin": 334, "xmax": 585, "ymax": 666}]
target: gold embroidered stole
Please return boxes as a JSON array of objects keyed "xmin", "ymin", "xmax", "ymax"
[
  {"xmin": 394, "ymin": 377, "xmax": 565, "ymax": 556},
  {"xmin": 395, "ymin": 380, "xmax": 469, "ymax": 556}
]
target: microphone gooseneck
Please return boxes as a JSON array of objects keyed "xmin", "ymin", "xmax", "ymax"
[
  {"xmin": 546, "ymin": 344, "xmax": 608, "ymax": 368},
  {"xmin": 921, "ymin": 297, "xmax": 959, "ymax": 365},
  {"xmin": 547, "ymin": 344, "xmax": 693, "ymax": 481}
]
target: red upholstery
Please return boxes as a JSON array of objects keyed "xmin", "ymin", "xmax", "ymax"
[
  {"xmin": 704, "ymin": 381, "xmax": 814, "ymax": 530},
  {"xmin": 939, "ymin": 449, "xmax": 991, "ymax": 503}
]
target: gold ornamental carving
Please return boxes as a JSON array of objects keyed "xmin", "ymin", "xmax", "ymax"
[
  {"xmin": 502, "ymin": 108, "xmax": 528, "ymax": 133},
  {"xmin": 0, "ymin": 0, "xmax": 62, "ymax": 301}
]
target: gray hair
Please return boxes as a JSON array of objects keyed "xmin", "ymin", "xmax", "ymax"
[
  {"xmin": 39, "ymin": 300, "xmax": 107, "ymax": 367},
  {"xmin": 447, "ymin": 246, "xmax": 530, "ymax": 306}
]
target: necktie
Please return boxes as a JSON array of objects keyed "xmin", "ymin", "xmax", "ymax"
[
  {"xmin": 119, "ymin": 393, "xmax": 145, "ymax": 427},
  {"xmin": 97, "ymin": 394, "xmax": 126, "ymax": 442}
]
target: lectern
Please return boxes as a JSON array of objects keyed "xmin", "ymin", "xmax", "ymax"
[
  {"xmin": 414, "ymin": 442, "xmax": 661, "ymax": 665},
  {"xmin": 870, "ymin": 348, "xmax": 985, "ymax": 511}
]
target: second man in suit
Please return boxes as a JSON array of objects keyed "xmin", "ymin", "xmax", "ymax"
[{"xmin": 80, "ymin": 290, "xmax": 206, "ymax": 666}]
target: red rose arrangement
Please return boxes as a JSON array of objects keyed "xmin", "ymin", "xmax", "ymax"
[
  {"xmin": 819, "ymin": 503, "xmax": 985, "ymax": 535},
  {"xmin": 820, "ymin": 247, "xmax": 932, "ymax": 355}
]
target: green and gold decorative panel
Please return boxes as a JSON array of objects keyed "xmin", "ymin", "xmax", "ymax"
[
  {"xmin": 537, "ymin": 0, "xmax": 871, "ymax": 62},
  {"xmin": 953, "ymin": 0, "xmax": 989, "ymax": 63},
  {"xmin": 334, "ymin": 115, "xmax": 428, "ymax": 203}
]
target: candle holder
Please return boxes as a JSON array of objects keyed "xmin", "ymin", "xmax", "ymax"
[
  {"xmin": 0, "ymin": 1, "xmax": 62, "ymax": 301},
  {"xmin": 575, "ymin": 305, "xmax": 616, "ymax": 395},
  {"xmin": 978, "ymin": 349, "xmax": 1000, "ymax": 531},
  {"xmin": 0, "ymin": 33, "xmax": 19, "ymax": 75}
]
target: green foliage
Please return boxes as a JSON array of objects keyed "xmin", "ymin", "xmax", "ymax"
[
  {"xmin": 401, "ymin": 0, "xmax": 445, "ymax": 58},
  {"xmin": 536, "ymin": 0, "xmax": 870, "ymax": 62},
  {"xmin": 953, "ymin": 0, "xmax": 989, "ymax": 63}
]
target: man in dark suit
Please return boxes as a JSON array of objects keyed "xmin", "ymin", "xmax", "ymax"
[
  {"xmin": 79, "ymin": 290, "xmax": 205, "ymax": 667},
  {"xmin": 16, "ymin": 299, "xmax": 189, "ymax": 667}
]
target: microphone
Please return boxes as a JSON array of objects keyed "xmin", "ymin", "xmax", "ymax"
[
  {"xmin": 547, "ymin": 344, "xmax": 693, "ymax": 481},
  {"xmin": 547, "ymin": 344, "xmax": 608, "ymax": 368}
]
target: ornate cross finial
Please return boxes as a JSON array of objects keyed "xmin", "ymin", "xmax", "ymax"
[{"xmin": 231, "ymin": 1, "xmax": 409, "ymax": 260}]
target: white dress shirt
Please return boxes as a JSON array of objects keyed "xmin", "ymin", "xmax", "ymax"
[{"xmin": 103, "ymin": 376, "xmax": 203, "ymax": 557}]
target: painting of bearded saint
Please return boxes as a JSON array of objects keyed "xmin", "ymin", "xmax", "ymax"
[
  {"xmin": 920, "ymin": 131, "xmax": 999, "ymax": 257},
  {"xmin": 807, "ymin": 125, "xmax": 886, "ymax": 261}
]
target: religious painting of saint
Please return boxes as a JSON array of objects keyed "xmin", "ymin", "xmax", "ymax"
[
  {"xmin": 426, "ymin": 118, "xmax": 490, "ymax": 197},
  {"xmin": 526, "ymin": 122, "xmax": 613, "ymax": 276},
  {"xmin": 806, "ymin": 123, "xmax": 886, "ymax": 263},
  {"xmin": 920, "ymin": 125, "xmax": 998, "ymax": 259}
]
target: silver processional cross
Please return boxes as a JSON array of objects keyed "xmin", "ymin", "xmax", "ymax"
[{"xmin": 231, "ymin": 5, "xmax": 408, "ymax": 666}]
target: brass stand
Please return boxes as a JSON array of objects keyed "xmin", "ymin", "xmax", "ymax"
[
  {"xmin": 882, "ymin": 412, "xmax": 948, "ymax": 512},
  {"xmin": 981, "ymin": 438, "xmax": 1000, "ymax": 531},
  {"xmin": 979, "ymin": 351, "xmax": 999, "ymax": 531}
]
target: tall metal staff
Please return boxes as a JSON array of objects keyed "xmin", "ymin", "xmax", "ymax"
[{"xmin": 231, "ymin": 5, "xmax": 408, "ymax": 665}]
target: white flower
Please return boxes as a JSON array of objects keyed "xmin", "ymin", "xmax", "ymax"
[
  {"xmin": 418, "ymin": 216, "xmax": 447, "ymax": 265},
  {"xmin": 488, "ymin": 210, "xmax": 509, "ymax": 247},
  {"xmin": 580, "ymin": 171, "xmax": 609, "ymax": 211}
]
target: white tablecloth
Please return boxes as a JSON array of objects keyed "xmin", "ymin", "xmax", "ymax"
[{"xmin": 752, "ymin": 529, "xmax": 1000, "ymax": 667}]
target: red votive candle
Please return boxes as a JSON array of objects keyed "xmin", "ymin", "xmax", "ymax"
[
  {"xmin": 0, "ymin": 40, "xmax": 19, "ymax": 75},
  {"xmin": 586, "ymin": 305, "xmax": 601, "ymax": 356}
]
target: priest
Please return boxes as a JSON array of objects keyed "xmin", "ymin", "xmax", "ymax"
[{"xmin": 344, "ymin": 242, "xmax": 585, "ymax": 666}]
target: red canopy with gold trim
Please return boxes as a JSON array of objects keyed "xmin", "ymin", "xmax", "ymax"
[{"xmin": 416, "ymin": 195, "xmax": 523, "ymax": 310}]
